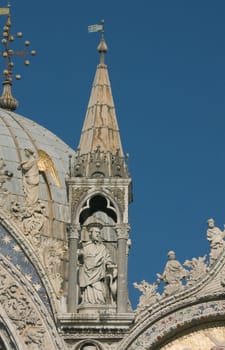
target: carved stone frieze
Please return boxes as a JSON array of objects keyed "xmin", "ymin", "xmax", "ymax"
[
  {"xmin": 10, "ymin": 200, "xmax": 66, "ymax": 296},
  {"xmin": 0, "ymin": 267, "xmax": 47, "ymax": 349},
  {"xmin": 38, "ymin": 238, "xmax": 67, "ymax": 296},
  {"xmin": 133, "ymin": 281, "xmax": 161, "ymax": 315},
  {"xmin": 124, "ymin": 300, "xmax": 225, "ymax": 350},
  {"xmin": 184, "ymin": 255, "xmax": 208, "ymax": 286},
  {"xmin": 0, "ymin": 251, "xmax": 66, "ymax": 350},
  {"xmin": 71, "ymin": 187, "xmax": 90, "ymax": 209},
  {"xmin": 106, "ymin": 187, "xmax": 125, "ymax": 213},
  {"xmin": 10, "ymin": 200, "xmax": 46, "ymax": 246}
]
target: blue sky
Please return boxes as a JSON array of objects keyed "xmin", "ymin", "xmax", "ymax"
[{"xmin": 3, "ymin": 1, "xmax": 225, "ymax": 307}]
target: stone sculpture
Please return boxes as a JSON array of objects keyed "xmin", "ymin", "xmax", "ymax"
[
  {"xmin": 78, "ymin": 224, "xmax": 117, "ymax": 305},
  {"xmin": 157, "ymin": 250, "xmax": 188, "ymax": 296},
  {"xmin": 18, "ymin": 148, "xmax": 40, "ymax": 206},
  {"xmin": 133, "ymin": 280, "xmax": 160, "ymax": 313},
  {"xmin": 207, "ymin": 218, "xmax": 225, "ymax": 265},
  {"xmin": 18, "ymin": 148, "xmax": 61, "ymax": 206},
  {"xmin": 184, "ymin": 256, "xmax": 208, "ymax": 286}
]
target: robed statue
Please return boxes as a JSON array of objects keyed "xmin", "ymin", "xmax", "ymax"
[{"xmin": 78, "ymin": 224, "xmax": 117, "ymax": 305}]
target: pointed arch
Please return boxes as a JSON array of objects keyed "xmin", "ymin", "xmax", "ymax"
[{"xmin": 73, "ymin": 189, "xmax": 123, "ymax": 226}]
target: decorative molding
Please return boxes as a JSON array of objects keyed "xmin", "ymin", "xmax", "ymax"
[
  {"xmin": 127, "ymin": 300, "xmax": 225, "ymax": 350},
  {"xmin": 10, "ymin": 200, "xmax": 46, "ymax": 246},
  {"xmin": 71, "ymin": 187, "xmax": 90, "ymax": 209},
  {"xmin": 38, "ymin": 238, "xmax": 67, "ymax": 296},
  {"xmin": 106, "ymin": 187, "xmax": 125, "ymax": 213},
  {"xmin": 0, "ymin": 256, "xmax": 65, "ymax": 350},
  {"xmin": 0, "ymin": 215, "xmax": 58, "ymax": 315}
]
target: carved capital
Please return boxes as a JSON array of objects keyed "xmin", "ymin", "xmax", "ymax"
[
  {"xmin": 116, "ymin": 224, "xmax": 130, "ymax": 240},
  {"xmin": 68, "ymin": 224, "xmax": 80, "ymax": 240}
]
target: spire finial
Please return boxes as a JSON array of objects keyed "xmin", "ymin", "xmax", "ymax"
[
  {"xmin": 0, "ymin": 5, "xmax": 36, "ymax": 111},
  {"xmin": 88, "ymin": 20, "xmax": 108, "ymax": 64}
]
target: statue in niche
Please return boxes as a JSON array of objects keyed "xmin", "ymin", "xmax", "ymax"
[
  {"xmin": 207, "ymin": 218, "xmax": 225, "ymax": 265},
  {"xmin": 18, "ymin": 148, "xmax": 61, "ymax": 206},
  {"xmin": 78, "ymin": 223, "xmax": 117, "ymax": 305},
  {"xmin": 157, "ymin": 250, "xmax": 188, "ymax": 296}
]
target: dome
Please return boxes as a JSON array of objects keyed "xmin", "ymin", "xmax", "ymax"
[{"xmin": 0, "ymin": 108, "xmax": 74, "ymax": 226}]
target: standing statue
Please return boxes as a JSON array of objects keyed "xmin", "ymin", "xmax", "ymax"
[
  {"xmin": 157, "ymin": 250, "xmax": 188, "ymax": 296},
  {"xmin": 18, "ymin": 149, "xmax": 39, "ymax": 206},
  {"xmin": 207, "ymin": 218, "xmax": 225, "ymax": 265},
  {"xmin": 78, "ymin": 224, "xmax": 117, "ymax": 305},
  {"xmin": 18, "ymin": 148, "xmax": 61, "ymax": 206}
]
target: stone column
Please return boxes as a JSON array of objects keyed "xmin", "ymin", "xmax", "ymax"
[
  {"xmin": 67, "ymin": 224, "xmax": 80, "ymax": 313},
  {"xmin": 116, "ymin": 224, "xmax": 130, "ymax": 313}
]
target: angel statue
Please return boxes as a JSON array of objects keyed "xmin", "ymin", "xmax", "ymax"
[{"xmin": 18, "ymin": 148, "xmax": 61, "ymax": 206}]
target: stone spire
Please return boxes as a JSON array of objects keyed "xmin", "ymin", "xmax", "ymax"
[
  {"xmin": 73, "ymin": 37, "xmax": 128, "ymax": 178},
  {"xmin": 66, "ymin": 29, "xmax": 132, "ymax": 327}
]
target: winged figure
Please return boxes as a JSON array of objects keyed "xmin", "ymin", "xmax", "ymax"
[
  {"xmin": 37, "ymin": 149, "xmax": 61, "ymax": 188},
  {"xmin": 18, "ymin": 148, "xmax": 61, "ymax": 205}
]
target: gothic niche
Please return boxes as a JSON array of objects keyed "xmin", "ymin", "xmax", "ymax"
[{"xmin": 77, "ymin": 195, "xmax": 118, "ymax": 310}]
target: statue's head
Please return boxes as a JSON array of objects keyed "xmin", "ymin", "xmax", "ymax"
[
  {"xmin": 167, "ymin": 250, "xmax": 175, "ymax": 260},
  {"xmin": 88, "ymin": 223, "xmax": 103, "ymax": 243},
  {"xmin": 207, "ymin": 218, "xmax": 215, "ymax": 228}
]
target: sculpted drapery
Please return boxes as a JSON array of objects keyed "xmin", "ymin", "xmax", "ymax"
[
  {"xmin": 19, "ymin": 148, "xmax": 39, "ymax": 206},
  {"xmin": 78, "ymin": 225, "xmax": 115, "ymax": 305}
]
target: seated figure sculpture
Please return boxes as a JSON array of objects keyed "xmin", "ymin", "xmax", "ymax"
[{"xmin": 78, "ymin": 223, "xmax": 117, "ymax": 305}]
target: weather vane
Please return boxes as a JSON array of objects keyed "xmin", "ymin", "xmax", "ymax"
[
  {"xmin": 88, "ymin": 20, "xmax": 105, "ymax": 37},
  {"xmin": 88, "ymin": 20, "xmax": 108, "ymax": 65},
  {"xmin": 0, "ymin": 3, "xmax": 36, "ymax": 111}
]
